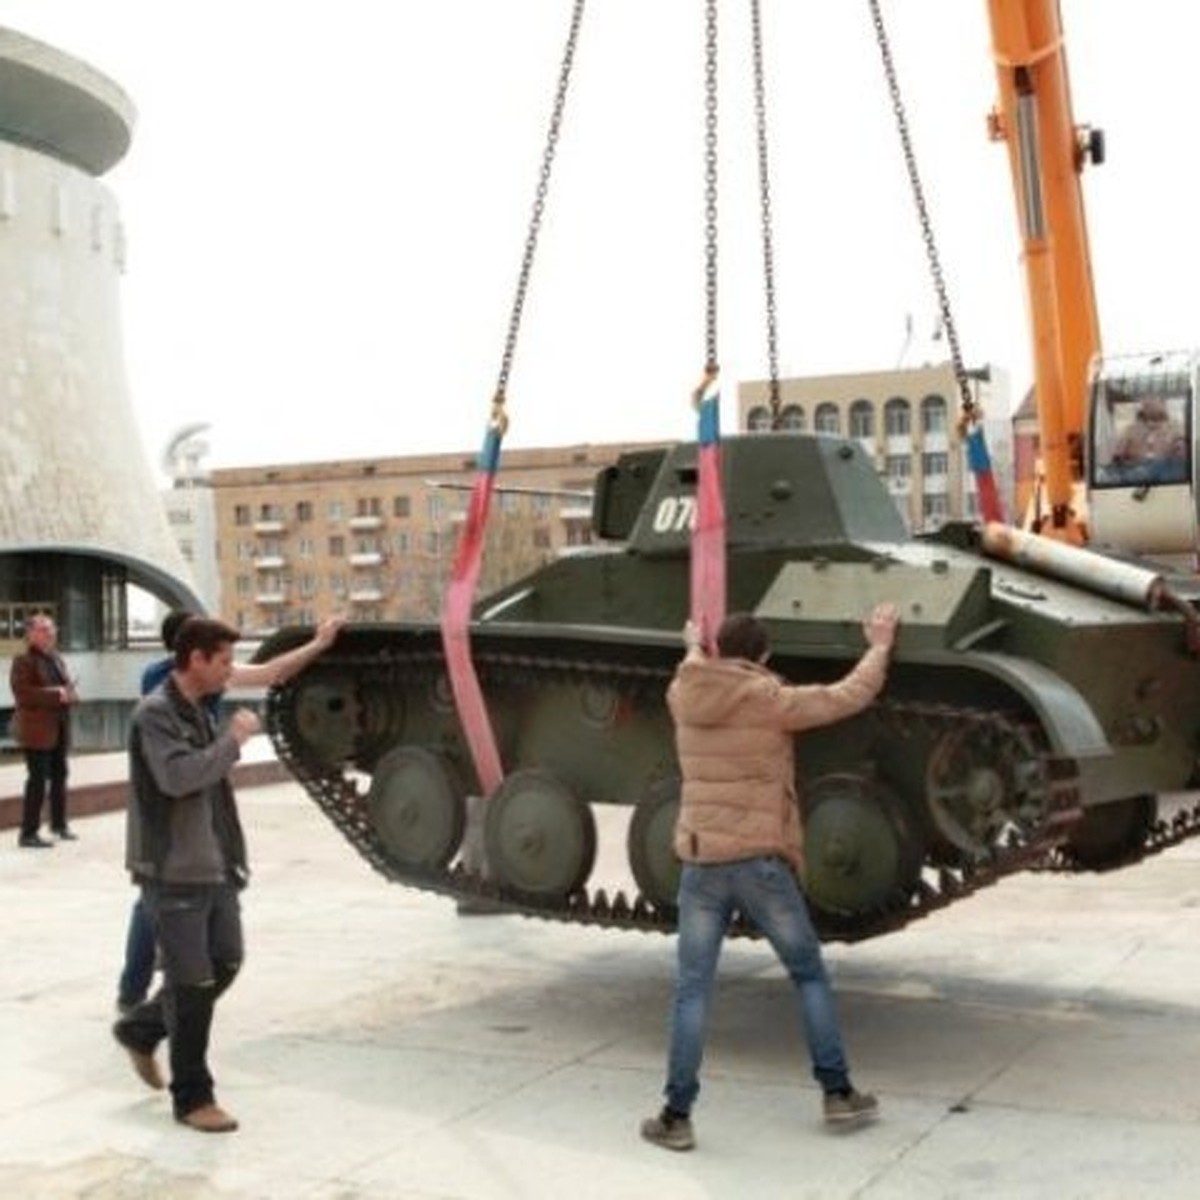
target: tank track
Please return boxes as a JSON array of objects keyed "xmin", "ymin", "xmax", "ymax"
[{"xmin": 266, "ymin": 645, "xmax": 1085, "ymax": 943}]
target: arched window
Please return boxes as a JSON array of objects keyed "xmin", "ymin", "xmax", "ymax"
[
  {"xmin": 747, "ymin": 405, "xmax": 771, "ymax": 432},
  {"xmin": 780, "ymin": 404, "xmax": 805, "ymax": 431},
  {"xmin": 921, "ymin": 393, "xmax": 948, "ymax": 434},
  {"xmin": 884, "ymin": 396, "xmax": 911, "ymax": 437},
  {"xmin": 849, "ymin": 400, "xmax": 875, "ymax": 439},
  {"xmin": 814, "ymin": 403, "xmax": 840, "ymax": 434}
]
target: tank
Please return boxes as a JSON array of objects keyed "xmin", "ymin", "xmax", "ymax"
[{"xmin": 259, "ymin": 433, "xmax": 1200, "ymax": 941}]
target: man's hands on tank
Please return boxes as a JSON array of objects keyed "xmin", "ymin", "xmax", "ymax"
[
  {"xmin": 863, "ymin": 602, "xmax": 900, "ymax": 651},
  {"xmin": 313, "ymin": 615, "xmax": 346, "ymax": 650},
  {"xmin": 229, "ymin": 708, "xmax": 262, "ymax": 745}
]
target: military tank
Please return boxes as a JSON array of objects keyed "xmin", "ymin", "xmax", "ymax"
[{"xmin": 259, "ymin": 433, "xmax": 1200, "ymax": 941}]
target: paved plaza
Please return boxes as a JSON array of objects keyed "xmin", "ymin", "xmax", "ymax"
[{"xmin": 4, "ymin": 773, "xmax": 1200, "ymax": 1199}]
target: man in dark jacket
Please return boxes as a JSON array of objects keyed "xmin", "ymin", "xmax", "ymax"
[
  {"xmin": 641, "ymin": 605, "xmax": 898, "ymax": 1152},
  {"xmin": 112, "ymin": 617, "xmax": 260, "ymax": 1134},
  {"xmin": 9, "ymin": 613, "xmax": 78, "ymax": 847}
]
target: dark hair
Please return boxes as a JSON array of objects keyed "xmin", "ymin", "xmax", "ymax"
[
  {"xmin": 160, "ymin": 609, "xmax": 194, "ymax": 651},
  {"xmin": 715, "ymin": 612, "xmax": 770, "ymax": 661},
  {"xmin": 173, "ymin": 617, "xmax": 240, "ymax": 670}
]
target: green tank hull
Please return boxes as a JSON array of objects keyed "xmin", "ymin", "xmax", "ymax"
[{"xmin": 261, "ymin": 434, "xmax": 1200, "ymax": 940}]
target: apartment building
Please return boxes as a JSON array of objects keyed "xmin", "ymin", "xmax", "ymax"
[
  {"xmin": 738, "ymin": 362, "xmax": 1014, "ymax": 531},
  {"xmin": 209, "ymin": 441, "xmax": 658, "ymax": 635}
]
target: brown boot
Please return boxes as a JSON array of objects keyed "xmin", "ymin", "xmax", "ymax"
[
  {"xmin": 176, "ymin": 1103, "xmax": 239, "ymax": 1133},
  {"xmin": 112, "ymin": 1025, "xmax": 165, "ymax": 1091}
]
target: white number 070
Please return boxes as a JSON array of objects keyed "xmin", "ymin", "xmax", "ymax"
[{"xmin": 651, "ymin": 495, "xmax": 696, "ymax": 533}]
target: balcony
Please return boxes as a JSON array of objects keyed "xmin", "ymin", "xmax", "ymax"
[
  {"xmin": 254, "ymin": 519, "xmax": 285, "ymax": 535},
  {"xmin": 349, "ymin": 514, "xmax": 383, "ymax": 531},
  {"xmin": 558, "ymin": 505, "xmax": 592, "ymax": 522},
  {"xmin": 923, "ymin": 476, "xmax": 949, "ymax": 496},
  {"xmin": 254, "ymin": 555, "xmax": 285, "ymax": 570},
  {"xmin": 886, "ymin": 477, "xmax": 912, "ymax": 496},
  {"xmin": 349, "ymin": 588, "xmax": 385, "ymax": 604},
  {"xmin": 255, "ymin": 593, "xmax": 286, "ymax": 606},
  {"xmin": 349, "ymin": 551, "xmax": 383, "ymax": 568}
]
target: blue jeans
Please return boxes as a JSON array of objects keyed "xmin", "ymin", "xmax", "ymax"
[
  {"xmin": 664, "ymin": 857, "xmax": 851, "ymax": 1115},
  {"xmin": 118, "ymin": 896, "xmax": 157, "ymax": 1008}
]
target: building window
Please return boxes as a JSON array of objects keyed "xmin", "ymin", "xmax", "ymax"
[
  {"xmin": 849, "ymin": 400, "xmax": 874, "ymax": 438},
  {"xmin": 234, "ymin": 504, "xmax": 250, "ymax": 526},
  {"xmin": 327, "ymin": 500, "xmax": 343, "ymax": 522},
  {"xmin": 297, "ymin": 537, "xmax": 315, "ymax": 558},
  {"xmin": 923, "ymin": 452, "xmax": 948, "ymax": 476},
  {"xmin": 328, "ymin": 535, "xmax": 344, "ymax": 557},
  {"xmin": 922, "ymin": 393, "xmax": 948, "ymax": 434},
  {"xmin": 235, "ymin": 575, "xmax": 251, "ymax": 596},
  {"xmin": 780, "ymin": 404, "xmax": 805, "ymax": 431},
  {"xmin": 922, "ymin": 494, "xmax": 950, "ymax": 523},
  {"xmin": 298, "ymin": 574, "xmax": 316, "ymax": 598},
  {"xmin": 258, "ymin": 502, "xmax": 283, "ymax": 522},
  {"xmin": 532, "ymin": 527, "xmax": 552, "ymax": 549},
  {"xmin": 235, "ymin": 540, "xmax": 254, "ymax": 560},
  {"xmin": 329, "ymin": 574, "xmax": 347, "ymax": 598},
  {"xmin": 884, "ymin": 397, "xmax": 911, "ymax": 437},
  {"xmin": 814, "ymin": 403, "xmax": 840, "ymax": 435},
  {"xmin": 356, "ymin": 496, "xmax": 381, "ymax": 516},
  {"xmin": 296, "ymin": 501, "xmax": 313, "ymax": 522},
  {"xmin": 393, "ymin": 495, "xmax": 411, "ymax": 518},
  {"xmin": 747, "ymin": 405, "xmax": 771, "ymax": 432},
  {"xmin": 885, "ymin": 455, "xmax": 911, "ymax": 479},
  {"xmin": 532, "ymin": 493, "xmax": 552, "ymax": 516},
  {"xmin": 394, "ymin": 532, "xmax": 409, "ymax": 554},
  {"xmin": 427, "ymin": 494, "xmax": 444, "ymax": 523}
]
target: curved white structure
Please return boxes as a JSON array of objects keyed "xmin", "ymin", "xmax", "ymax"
[
  {"xmin": 0, "ymin": 28, "xmax": 200, "ymax": 750},
  {"xmin": 0, "ymin": 27, "xmax": 198, "ymax": 612}
]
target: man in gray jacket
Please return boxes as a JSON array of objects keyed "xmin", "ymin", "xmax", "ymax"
[{"xmin": 112, "ymin": 617, "xmax": 260, "ymax": 1134}]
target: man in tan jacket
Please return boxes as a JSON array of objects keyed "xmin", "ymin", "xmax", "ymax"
[{"xmin": 641, "ymin": 603, "xmax": 899, "ymax": 1152}]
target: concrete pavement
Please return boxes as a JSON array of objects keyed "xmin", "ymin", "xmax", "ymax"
[{"xmin": 4, "ymin": 780, "xmax": 1200, "ymax": 1198}]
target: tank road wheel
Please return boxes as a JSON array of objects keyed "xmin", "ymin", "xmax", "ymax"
[
  {"xmin": 925, "ymin": 720, "xmax": 1050, "ymax": 860},
  {"xmin": 367, "ymin": 747, "xmax": 466, "ymax": 869},
  {"xmin": 1064, "ymin": 795, "xmax": 1155, "ymax": 870},
  {"xmin": 292, "ymin": 676, "xmax": 362, "ymax": 763},
  {"xmin": 802, "ymin": 774, "xmax": 923, "ymax": 920},
  {"xmin": 627, "ymin": 777, "xmax": 681, "ymax": 913},
  {"xmin": 484, "ymin": 769, "xmax": 597, "ymax": 899}
]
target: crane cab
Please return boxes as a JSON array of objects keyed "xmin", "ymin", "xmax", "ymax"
[{"xmin": 1088, "ymin": 349, "xmax": 1199, "ymax": 565}]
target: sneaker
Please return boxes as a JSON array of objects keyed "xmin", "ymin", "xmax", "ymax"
[
  {"xmin": 18, "ymin": 834, "xmax": 54, "ymax": 849},
  {"xmin": 54, "ymin": 828, "xmax": 79, "ymax": 841},
  {"xmin": 823, "ymin": 1088, "xmax": 879, "ymax": 1125},
  {"xmin": 176, "ymin": 1103, "xmax": 238, "ymax": 1133},
  {"xmin": 640, "ymin": 1107, "xmax": 695, "ymax": 1152}
]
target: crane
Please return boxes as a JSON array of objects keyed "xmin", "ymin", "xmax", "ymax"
[{"xmin": 985, "ymin": 0, "xmax": 1197, "ymax": 560}]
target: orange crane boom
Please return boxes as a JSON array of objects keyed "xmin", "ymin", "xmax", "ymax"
[{"xmin": 985, "ymin": 0, "xmax": 1103, "ymax": 539}]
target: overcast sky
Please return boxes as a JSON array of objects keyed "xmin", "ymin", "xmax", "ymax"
[{"xmin": 2, "ymin": 1, "xmax": 1198, "ymax": 472}]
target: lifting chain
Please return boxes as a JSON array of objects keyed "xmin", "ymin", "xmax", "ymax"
[
  {"xmin": 702, "ymin": 0, "xmax": 719, "ymax": 379},
  {"xmin": 749, "ymin": 0, "xmax": 782, "ymax": 425},
  {"xmin": 867, "ymin": 0, "xmax": 979, "ymax": 423},
  {"xmin": 492, "ymin": 0, "xmax": 587, "ymax": 415}
]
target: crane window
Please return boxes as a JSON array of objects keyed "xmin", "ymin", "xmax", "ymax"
[{"xmin": 1092, "ymin": 379, "xmax": 1190, "ymax": 488}]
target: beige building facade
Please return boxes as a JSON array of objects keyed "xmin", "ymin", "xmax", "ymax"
[
  {"xmin": 209, "ymin": 441, "xmax": 658, "ymax": 636},
  {"xmin": 738, "ymin": 362, "xmax": 1014, "ymax": 532}
]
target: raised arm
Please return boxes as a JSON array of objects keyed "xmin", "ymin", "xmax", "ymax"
[{"xmin": 229, "ymin": 616, "xmax": 345, "ymax": 689}]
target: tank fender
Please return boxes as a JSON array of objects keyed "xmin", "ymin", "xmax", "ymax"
[{"xmin": 941, "ymin": 650, "xmax": 1110, "ymax": 760}]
